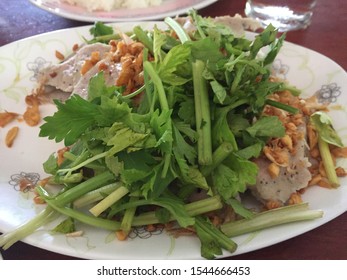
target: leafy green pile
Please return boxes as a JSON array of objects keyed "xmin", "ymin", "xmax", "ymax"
[{"xmin": 0, "ymin": 11, "xmax": 324, "ymax": 259}]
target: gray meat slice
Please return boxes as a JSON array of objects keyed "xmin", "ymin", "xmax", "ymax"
[
  {"xmin": 73, "ymin": 57, "xmax": 122, "ymax": 99},
  {"xmin": 37, "ymin": 43, "xmax": 121, "ymax": 99},
  {"xmin": 248, "ymin": 125, "xmax": 312, "ymax": 204},
  {"xmin": 177, "ymin": 14, "xmax": 261, "ymax": 37}
]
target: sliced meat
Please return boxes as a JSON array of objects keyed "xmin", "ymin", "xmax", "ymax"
[
  {"xmin": 73, "ymin": 56, "xmax": 122, "ymax": 99},
  {"xmin": 213, "ymin": 14, "xmax": 262, "ymax": 36},
  {"xmin": 248, "ymin": 122, "xmax": 312, "ymax": 205},
  {"xmin": 246, "ymin": 89, "xmax": 315, "ymax": 206},
  {"xmin": 177, "ymin": 14, "xmax": 261, "ymax": 37},
  {"xmin": 37, "ymin": 43, "xmax": 121, "ymax": 99}
]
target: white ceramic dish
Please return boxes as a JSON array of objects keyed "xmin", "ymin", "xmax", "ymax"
[
  {"xmin": 29, "ymin": 0, "xmax": 218, "ymax": 22},
  {"xmin": 0, "ymin": 22, "xmax": 346, "ymax": 259}
]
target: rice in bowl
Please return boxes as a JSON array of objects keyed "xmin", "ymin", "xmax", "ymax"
[{"xmin": 62, "ymin": 0, "xmax": 163, "ymax": 12}]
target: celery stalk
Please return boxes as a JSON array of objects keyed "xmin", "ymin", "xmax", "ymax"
[
  {"xmin": 201, "ymin": 142, "xmax": 234, "ymax": 176},
  {"xmin": 193, "ymin": 59, "xmax": 213, "ymax": 165},
  {"xmin": 52, "ymin": 171, "xmax": 114, "ymax": 207},
  {"xmin": 318, "ymin": 136, "xmax": 340, "ymax": 188},
  {"xmin": 120, "ymin": 196, "xmax": 139, "ymax": 235},
  {"xmin": 131, "ymin": 196, "xmax": 223, "ymax": 226},
  {"xmin": 164, "ymin": 17, "xmax": 190, "ymax": 43},
  {"xmin": 0, "ymin": 206, "xmax": 59, "ymax": 250},
  {"xmin": 73, "ymin": 182, "xmax": 123, "ymax": 208},
  {"xmin": 89, "ymin": 186, "xmax": 129, "ymax": 217},
  {"xmin": 220, "ymin": 203, "xmax": 323, "ymax": 237}
]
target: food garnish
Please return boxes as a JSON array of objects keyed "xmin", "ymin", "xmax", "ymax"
[{"xmin": 1, "ymin": 11, "xmax": 346, "ymax": 259}]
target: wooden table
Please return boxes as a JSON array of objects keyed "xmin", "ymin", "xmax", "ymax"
[{"xmin": 1, "ymin": 0, "xmax": 346, "ymax": 260}]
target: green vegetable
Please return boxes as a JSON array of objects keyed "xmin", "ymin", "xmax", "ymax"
[
  {"xmin": 310, "ymin": 111, "xmax": 344, "ymax": 187},
  {"xmin": 0, "ymin": 207, "xmax": 60, "ymax": 250},
  {"xmin": 192, "ymin": 59, "xmax": 213, "ymax": 165},
  {"xmin": 0, "ymin": 11, "xmax": 327, "ymax": 259},
  {"xmin": 89, "ymin": 186, "xmax": 129, "ymax": 217},
  {"xmin": 195, "ymin": 216, "xmax": 237, "ymax": 260},
  {"xmin": 310, "ymin": 112, "xmax": 344, "ymax": 147},
  {"xmin": 51, "ymin": 217, "xmax": 75, "ymax": 234},
  {"xmin": 221, "ymin": 203, "xmax": 323, "ymax": 237}
]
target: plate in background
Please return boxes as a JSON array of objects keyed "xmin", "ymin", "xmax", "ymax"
[{"xmin": 29, "ymin": 0, "xmax": 218, "ymax": 22}]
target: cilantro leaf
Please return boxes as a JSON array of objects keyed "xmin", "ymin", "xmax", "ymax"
[
  {"xmin": 150, "ymin": 109, "xmax": 173, "ymax": 152},
  {"xmin": 158, "ymin": 42, "xmax": 191, "ymax": 86},
  {"xmin": 172, "ymin": 123, "xmax": 197, "ymax": 165},
  {"xmin": 246, "ymin": 116, "xmax": 285, "ymax": 138},
  {"xmin": 39, "ymin": 95, "xmax": 99, "ymax": 146},
  {"xmin": 212, "ymin": 155, "xmax": 258, "ymax": 200},
  {"xmin": 140, "ymin": 161, "xmax": 176, "ymax": 199},
  {"xmin": 88, "ymin": 72, "xmax": 119, "ymax": 101},
  {"xmin": 105, "ymin": 124, "xmax": 152, "ymax": 155},
  {"xmin": 250, "ymin": 24, "xmax": 278, "ymax": 59},
  {"xmin": 189, "ymin": 37, "xmax": 224, "ymax": 64}
]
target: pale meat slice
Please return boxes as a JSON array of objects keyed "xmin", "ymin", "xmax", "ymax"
[
  {"xmin": 73, "ymin": 58, "xmax": 122, "ymax": 99},
  {"xmin": 38, "ymin": 43, "xmax": 111, "ymax": 92},
  {"xmin": 248, "ymin": 124, "xmax": 312, "ymax": 205},
  {"xmin": 177, "ymin": 14, "xmax": 261, "ymax": 37},
  {"xmin": 37, "ymin": 43, "xmax": 121, "ymax": 99}
]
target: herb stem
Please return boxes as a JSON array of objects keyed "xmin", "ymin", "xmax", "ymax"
[
  {"xmin": 120, "ymin": 196, "xmax": 139, "ymax": 235},
  {"xmin": 133, "ymin": 26, "xmax": 154, "ymax": 53},
  {"xmin": 52, "ymin": 171, "xmax": 114, "ymax": 207},
  {"xmin": 164, "ymin": 17, "xmax": 190, "ymax": 43},
  {"xmin": 131, "ymin": 196, "xmax": 223, "ymax": 226},
  {"xmin": 143, "ymin": 60, "xmax": 172, "ymax": 177},
  {"xmin": 193, "ymin": 59, "xmax": 213, "ymax": 165},
  {"xmin": 195, "ymin": 216, "xmax": 238, "ymax": 255},
  {"xmin": 266, "ymin": 99, "xmax": 299, "ymax": 114},
  {"xmin": 37, "ymin": 187, "xmax": 121, "ymax": 231},
  {"xmin": 62, "ymin": 151, "xmax": 105, "ymax": 171},
  {"xmin": 318, "ymin": 136, "xmax": 340, "ymax": 188},
  {"xmin": 73, "ymin": 182, "xmax": 123, "ymax": 208},
  {"xmin": 281, "ymin": 84, "xmax": 301, "ymax": 96},
  {"xmin": 143, "ymin": 61, "xmax": 169, "ymax": 111},
  {"xmin": 201, "ymin": 142, "xmax": 234, "ymax": 176},
  {"xmin": 58, "ymin": 151, "xmax": 108, "ymax": 175},
  {"xmin": 220, "ymin": 203, "xmax": 323, "ymax": 237},
  {"xmin": 0, "ymin": 206, "xmax": 59, "ymax": 250},
  {"xmin": 121, "ymin": 85, "xmax": 146, "ymax": 99},
  {"xmin": 89, "ymin": 186, "xmax": 129, "ymax": 217}
]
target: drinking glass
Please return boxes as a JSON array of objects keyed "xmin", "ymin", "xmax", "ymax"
[{"xmin": 245, "ymin": 0, "xmax": 317, "ymax": 32}]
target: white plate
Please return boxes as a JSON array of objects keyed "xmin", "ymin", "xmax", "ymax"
[
  {"xmin": 29, "ymin": 0, "xmax": 218, "ymax": 22},
  {"xmin": 0, "ymin": 22, "xmax": 347, "ymax": 260}
]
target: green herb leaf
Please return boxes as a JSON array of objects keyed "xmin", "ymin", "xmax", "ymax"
[
  {"xmin": 246, "ymin": 116, "xmax": 285, "ymax": 138},
  {"xmin": 226, "ymin": 198, "xmax": 254, "ymax": 219},
  {"xmin": 195, "ymin": 216, "xmax": 237, "ymax": 259},
  {"xmin": 51, "ymin": 217, "xmax": 75, "ymax": 234},
  {"xmin": 89, "ymin": 22, "xmax": 114, "ymax": 37},
  {"xmin": 39, "ymin": 95, "xmax": 99, "ymax": 146},
  {"xmin": 310, "ymin": 111, "xmax": 344, "ymax": 147}
]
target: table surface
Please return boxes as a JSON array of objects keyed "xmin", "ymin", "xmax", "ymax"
[{"xmin": 0, "ymin": 0, "xmax": 346, "ymax": 260}]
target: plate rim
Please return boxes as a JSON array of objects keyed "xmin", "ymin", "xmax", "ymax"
[
  {"xmin": 28, "ymin": 0, "xmax": 219, "ymax": 22},
  {"xmin": 1, "ymin": 21, "xmax": 347, "ymax": 259}
]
